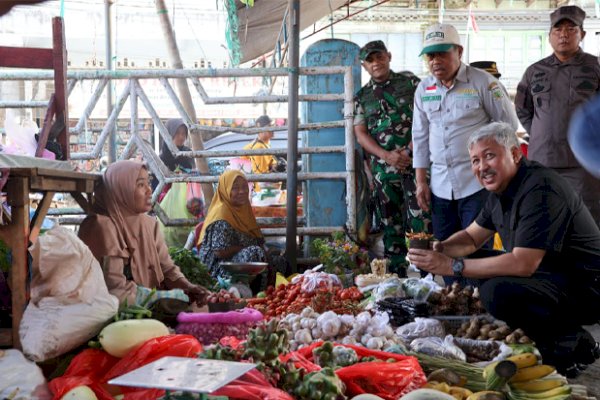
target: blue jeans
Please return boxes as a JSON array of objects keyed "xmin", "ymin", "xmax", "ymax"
[{"xmin": 431, "ymin": 189, "xmax": 492, "ymax": 284}]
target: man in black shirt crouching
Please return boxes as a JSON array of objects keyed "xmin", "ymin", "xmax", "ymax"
[{"xmin": 408, "ymin": 121, "xmax": 600, "ymax": 378}]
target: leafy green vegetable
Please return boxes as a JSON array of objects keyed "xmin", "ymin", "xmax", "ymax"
[{"xmin": 169, "ymin": 247, "xmax": 216, "ymax": 289}]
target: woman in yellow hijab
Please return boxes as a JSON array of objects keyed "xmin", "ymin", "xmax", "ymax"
[{"xmin": 198, "ymin": 170, "xmax": 268, "ymax": 285}]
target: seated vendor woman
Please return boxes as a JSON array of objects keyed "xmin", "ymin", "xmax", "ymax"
[
  {"xmin": 78, "ymin": 160, "xmax": 209, "ymax": 306},
  {"xmin": 197, "ymin": 170, "xmax": 271, "ymax": 290}
]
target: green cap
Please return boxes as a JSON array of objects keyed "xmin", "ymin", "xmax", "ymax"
[{"xmin": 359, "ymin": 40, "xmax": 388, "ymax": 61}]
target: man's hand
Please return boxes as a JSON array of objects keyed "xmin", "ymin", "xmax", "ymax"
[
  {"xmin": 384, "ymin": 149, "xmax": 411, "ymax": 170},
  {"xmin": 186, "ymin": 285, "xmax": 210, "ymax": 306},
  {"xmin": 416, "ymin": 182, "xmax": 431, "ymax": 212},
  {"xmin": 408, "ymin": 248, "xmax": 453, "ymax": 276}
]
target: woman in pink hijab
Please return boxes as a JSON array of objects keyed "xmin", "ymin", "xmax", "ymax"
[{"xmin": 78, "ymin": 160, "xmax": 208, "ymax": 306}]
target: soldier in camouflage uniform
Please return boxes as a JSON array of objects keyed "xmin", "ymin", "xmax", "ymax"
[{"xmin": 354, "ymin": 40, "xmax": 431, "ymax": 276}]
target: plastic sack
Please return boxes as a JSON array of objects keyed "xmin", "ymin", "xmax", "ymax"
[
  {"xmin": 21, "ymin": 227, "xmax": 119, "ymax": 362},
  {"xmin": 401, "ymin": 274, "xmax": 442, "ymax": 302},
  {"xmin": 395, "ymin": 317, "xmax": 445, "ymax": 343},
  {"xmin": 159, "ymin": 182, "xmax": 195, "ymax": 247},
  {"xmin": 293, "ymin": 271, "xmax": 342, "ymax": 294},
  {"xmin": 0, "ymin": 349, "xmax": 52, "ymax": 400},
  {"xmin": 373, "ymin": 277, "xmax": 405, "ymax": 302},
  {"xmin": 410, "ymin": 335, "xmax": 467, "ymax": 361}
]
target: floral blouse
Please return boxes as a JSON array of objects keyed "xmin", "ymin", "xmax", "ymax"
[{"xmin": 198, "ymin": 220, "xmax": 266, "ymax": 278}]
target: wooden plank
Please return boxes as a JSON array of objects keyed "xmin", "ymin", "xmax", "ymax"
[
  {"xmin": 6, "ymin": 177, "xmax": 30, "ymax": 350},
  {"xmin": 35, "ymin": 94, "xmax": 56, "ymax": 158},
  {"xmin": 29, "ymin": 191, "xmax": 55, "ymax": 244},
  {"xmin": 8, "ymin": 168, "xmax": 100, "ymax": 182},
  {"xmin": 0, "ymin": 46, "xmax": 53, "ymax": 69},
  {"xmin": 52, "ymin": 17, "xmax": 69, "ymax": 160},
  {"xmin": 30, "ymin": 176, "xmax": 80, "ymax": 192}
]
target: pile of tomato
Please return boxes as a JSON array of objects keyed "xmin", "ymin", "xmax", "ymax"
[{"xmin": 246, "ymin": 281, "xmax": 364, "ymax": 318}]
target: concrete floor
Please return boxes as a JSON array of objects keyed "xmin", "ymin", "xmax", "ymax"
[{"xmin": 569, "ymin": 324, "xmax": 600, "ymax": 399}]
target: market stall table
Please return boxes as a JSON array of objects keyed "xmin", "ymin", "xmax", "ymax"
[{"xmin": 0, "ymin": 166, "xmax": 99, "ymax": 349}]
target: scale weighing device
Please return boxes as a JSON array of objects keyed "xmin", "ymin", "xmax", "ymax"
[
  {"xmin": 108, "ymin": 357, "xmax": 256, "ymax": 399},
  {"xmin": 220, "ymin": 262, "xmax": 267, "ymax": 298}
]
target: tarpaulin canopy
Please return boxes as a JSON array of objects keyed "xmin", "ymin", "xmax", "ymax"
[{"xmin": 235, "ymin": 0, "xmax": 347, "ymax": 64}]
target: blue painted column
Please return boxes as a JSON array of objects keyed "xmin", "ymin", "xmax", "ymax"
[{"xmin": 300, "ymin": 39, "xmax": 361, "ymax": 251}]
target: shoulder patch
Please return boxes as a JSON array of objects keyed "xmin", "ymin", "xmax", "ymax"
[{"xmin": 488, "ymin": 82, "xmax": 504, "ymax": 100}]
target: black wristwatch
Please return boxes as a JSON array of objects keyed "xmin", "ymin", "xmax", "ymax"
[
  {"xmin": 405, "ymin": 148, "xmax": 413, "ymax": 158},
  {"xmin": 452, "ymin": 257, "xmax": 465, "ymax": 277}
]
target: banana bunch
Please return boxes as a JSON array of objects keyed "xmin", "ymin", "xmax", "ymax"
[
  {"xmin": 424, "ymin": 368, "xmax": 476, "ymax": 400},
  {"xmin": 424, "ymin": 381, "xmax": 474, "ymax": 400},
  {"xmin": 505, "ymin": 353, "xmax": 571, "ymax": 400}
]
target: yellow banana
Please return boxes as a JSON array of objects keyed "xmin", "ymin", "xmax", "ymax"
[
  {"xmin": 511, "ymin": 384, "xmax": 571, "ymax": 399},
  {"xmin": 506, "ymin": 352, "xmax": 538, "ymax": 369},
  {"xmin": 466, "ymin": 391, "xmax": 506, "ymax": 400},
  {"xmin": 425, "ymin": 381, "xmax": 451, "ymax": 393},
  {"xmin": 510, "ymin": 379, "xmax": 565, "ymax": 392},
  {"xmin": 449, "ymin": 386, "xmax": 474, "ymax": 400},
  {"xmin": 509, "ymin": 364, "xmax": 555, "ymax": 383}
]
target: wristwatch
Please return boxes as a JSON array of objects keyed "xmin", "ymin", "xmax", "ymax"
[
  {"xmin": 405, "ymin": 148, "xmax": 413, "ymax": 158},
  {"xmin": 452, "ymin": 257, "xmax": 465, "ymax": 277}
]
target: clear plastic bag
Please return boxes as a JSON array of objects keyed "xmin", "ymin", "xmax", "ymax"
[
  {"xmin": 401, "ymin": 274, "xmax": 442, "ymax": 302},
  {"xmin": 453, "ymin": 337, "xmax": 513, "ymax": 365},
  {"xmin": 410, "ymin": 335, "xmax": 467, "ymax": 361},
  {"xmin": 293, "ymin": 271, "xmax": 342, "ymax": 294},
  {"xmin": 373, "ymin": 277, "xmax": 405, "ymax": 302},
  {"xmin": 395, "ymin": 317, "xmax": 445, "ymax": 343}
]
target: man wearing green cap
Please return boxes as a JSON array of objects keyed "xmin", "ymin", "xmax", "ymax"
[
  {"xmin": 412, "ymin": 24, "xmax": 518, "ymax": 283},
  {"xmin": 354, "ymin": 40, "xmax": 431, "ymax": 276}
]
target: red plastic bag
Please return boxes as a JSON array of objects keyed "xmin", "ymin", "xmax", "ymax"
[
  {"xmin": 219, "ymin": 335, "xmax": 244, "ymax": 349},
  {"xmin": 236, "ymin": 368, "xmax": 274, "ymax": 387},
  {"xmin": 212, "ymin": 382, "xmax": 294, "ymax": 400},
  {"xmin": 103, "ymin": 334, "xmax": 203, "ymax": 383},
  {"xmin": 294, "ymin": 341, "xmax": 426, "ymax": 400},
  {"xmin": 279, "ymin": 350, "xmax": 321, "ymax": 373},
  {"xmin": 336, "ymin": 360, "xmax": 426, "ymax": 400},
  {"xmin": 48, "ymin": 349, "xmax": 119, "ymax": 400}
]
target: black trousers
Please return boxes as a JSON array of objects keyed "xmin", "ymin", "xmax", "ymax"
[{"xmin": 479, "ymin": 271, "xmax": 600, "ymax": 364}]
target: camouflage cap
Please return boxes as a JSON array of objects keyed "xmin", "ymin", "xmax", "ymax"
[
  {"xmin": 550, "ymin": 5, "xmax": 586, "ymax": 27},
  {"xmin": 359, "ymin": 40, "xmax": 388, "ymax": 61}
]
